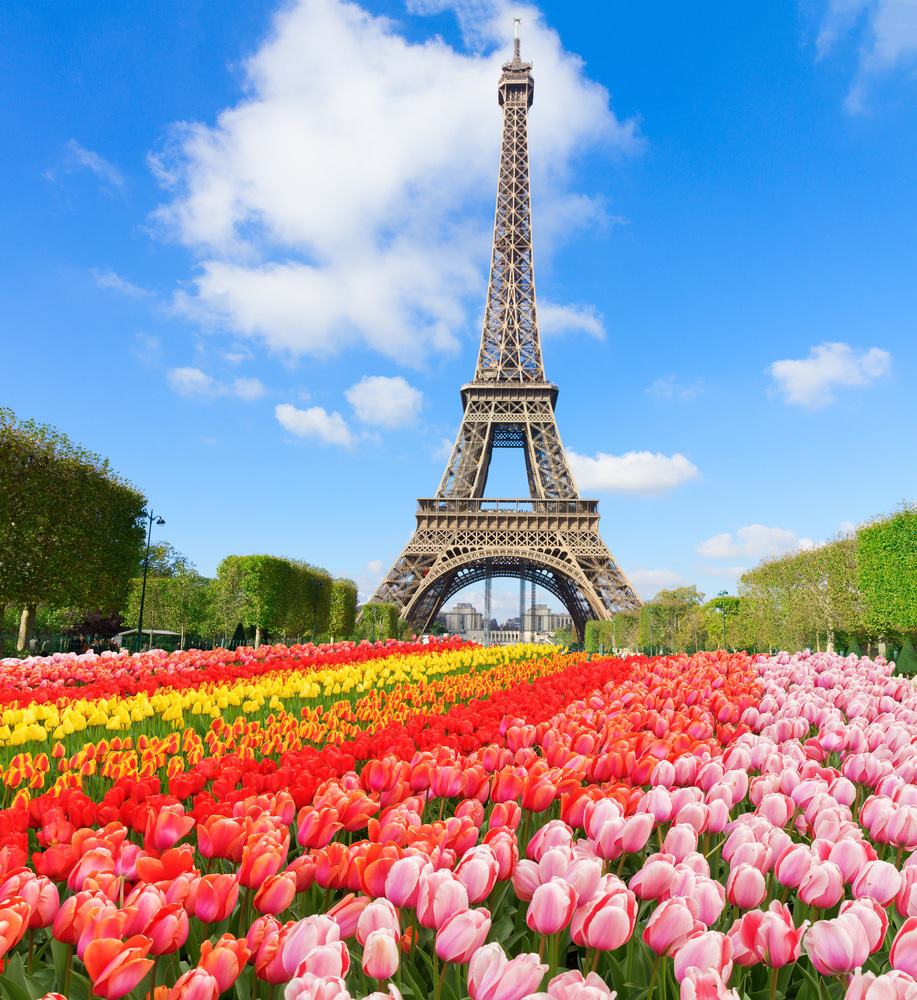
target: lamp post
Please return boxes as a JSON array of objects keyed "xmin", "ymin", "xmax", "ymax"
[
  {"xmin": 715, "ymin": 590, "xmax": 730, "ymax": 651},
  {"xmin": 136, "ymin": 510, "xmax": 166, "ymax": 651}
]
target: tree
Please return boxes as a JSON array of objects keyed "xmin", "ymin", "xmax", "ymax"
[
  {"xmin": 857, "ymin": 507, "xmax": 917, "ymax": 638},
  {"xmin": 0, "ymin": 408, "xmax": 146, "ymax": 648},
  {"xmin": 215, "ymin": 555, "xmax": 291, "ymax": 648},
  {"xmin": 329, "ymin": 578, "xmax": 358, "ymax": 639},
  {"xmin": 358, "ymin": 603, "xmax": 399, "ymax": 640}
]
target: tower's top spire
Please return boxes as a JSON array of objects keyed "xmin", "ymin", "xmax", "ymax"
[{"xmin": 513, "ymin": 17, "xmax": 521, "ymax": 61}]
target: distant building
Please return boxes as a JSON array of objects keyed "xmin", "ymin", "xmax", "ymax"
[
  {"xmin": 442, "ymin": 601, "xmax": 483, "ymax": 634},
  {"xmin": 523, "ymin": 603, "xmax": 573, "ymax": 632}
]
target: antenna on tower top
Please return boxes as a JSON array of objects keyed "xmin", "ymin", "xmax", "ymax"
[{"xmin": 513, "ymin": 17, "xmax": 521, "ymax": 59}]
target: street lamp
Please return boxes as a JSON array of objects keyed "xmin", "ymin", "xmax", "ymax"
[
  {"xmin": 715, "ymin": 590, "xmax": 730, "ymax": 651},
  {"xmin": 136, "ymin": 510, "xmax": 166, "ymax": 651}
]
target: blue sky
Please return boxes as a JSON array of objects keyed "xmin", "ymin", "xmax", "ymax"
[{"xmin": 3, "ymin": 0, "xmax": 916, "ymax": 621}]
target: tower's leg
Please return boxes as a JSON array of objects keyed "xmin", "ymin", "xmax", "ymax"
[{"xmin": 484, "ymin": 575, "xmax": 492, "ymax": 644}]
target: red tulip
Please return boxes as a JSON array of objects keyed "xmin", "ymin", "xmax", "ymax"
[
  {"xmin": 253, "ymin": 871, "xmax": 297, "ymax": 915},
  {"xmin": 188, "ymin": 873, "xmax": 240, "ymax": 923}
]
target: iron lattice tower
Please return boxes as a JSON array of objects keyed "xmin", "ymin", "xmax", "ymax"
[{"xmin": 368, "ymin": 28, "xmax": 640, "ymax": 638}]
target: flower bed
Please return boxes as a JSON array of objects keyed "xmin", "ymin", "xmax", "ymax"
[{"xmin": 0, "ymin": 648, "xmax": 914, "ymax": 999}]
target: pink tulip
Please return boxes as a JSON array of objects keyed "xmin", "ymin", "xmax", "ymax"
[
  {"xmin": 467, "ymin": 943, "xmax": 547, "ymax": 1000},
  {"xmin": 852, "ymin": 860, "xmax": 903, "ymax": 906},
  {"xmin": 839, "ymin": 898, "xmax": 888, "ymax": 954},
  {"xmin": 799, "ymin": 861, "xmax": 844, "ymax": 909},
  {"xmin": 570, "ymin": 885, "xmax": 637, "ymax": 951},
  {"xmin": 565, "ymin": 858, "xmax": 602, "ymax": 905},
  {"xmin": 846, "ymin": 969, "xmax": 917, "ymax": 999},
  {"xmin": 774, "ymin": 844, "xmax": 812, "ymax": 889},
  {"xmin": 356, "ymin": 899, "xmax": 401, "ymax": 948},
  {"xmin": 384, "ymin": 856, "xmax": 428, "ymax": 909},
  {"xmin": 643, "ymin": 897, "xmax": 705, "ymax": 957},
  {"xmin": 362, "ymin": 929, "xmax": 400, "ymax": 981},
  {"xmin": 673, "ymin": 931, "xmax": 733, "ymax": 984},
  {"xmin": 526, "ymin": 878, "xmax": 577, "ymax": 935},
  {"xmin": 619, "ymin": 813, "xmax": 655, "ymax": 854},
  {"xmin": 417, "ymin": 871, "xmax": 469, "ymax": 930},
  {"xmin": 284, "ymin": 973, "xmax": 352, "ymax": 1000},
  {"xmin": 829, "ymin": 838, "xmax": 875, "ymax": 883},
  {"xmin": 455, "ymin": 846, "xmax": 500, "ymax": 904},
  {"xmin": 281, "ymin": 915, "xmax": 341, "ymax": 977},
  {"xmin": 663, "ymin": 826, "xmax": 699, "ymax": 863},
  {"xmin": 805, "ymin": 913, "xmax": 870, "ymax": 975},
  {"xmin": 167, "ymin": 969, "xmax": 219, "ymax": 1000},
  {"xmin": 679, "ymin": 968, "xmax": 738, "ymax": 1000},
  {"xmin": 630, "ymin": 855, "xmax": 678, "ymax": 901},
  {"xmin": 435, "ymin": 908, "xmax": 491, "ymax": 964},
  {"xmin": 543, "ymin": 970, "xmax": 616, "ymax": 1000},
  {"xmin": 295, "ymin": 941, "xmax": 350, "ymax": 980},
  {"xmin": 326, "ymin": 893, "xmax": 372, "ymax": 939},
  {"xmin": 890, "ymin": 917, "xmax": 917, "ymax": 978},
  {"xmin": 726, "ymin": 865, "xmax": 766, "ymax": 910}
]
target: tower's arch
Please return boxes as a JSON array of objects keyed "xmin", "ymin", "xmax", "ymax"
[{"xmin": 403, "ymin": 549, "xmax": 605, "ymax": 637}]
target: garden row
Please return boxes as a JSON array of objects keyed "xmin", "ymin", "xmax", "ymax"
[{"xmin": 0, "ymin": 644, "xmax": 916, "ymax": 999}]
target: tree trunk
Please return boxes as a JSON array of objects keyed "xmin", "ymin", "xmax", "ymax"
[
  {"xmin": 255, "ymin": 625, "xmax": 262, "ymax": 649},
  {"xmin": 826, "ymin": 629, "xmax": 835, "ymax": 653},
  {"xmin": 180, "ymin": 627, "xmax": 185, "ymax": 650},
  {"xmin": 18, "ymin": 604, "xmax": 36, "ymax": 650},
  {"xmin": 878, "ymin": 636, "xmax": 887, "ymax": 657}
]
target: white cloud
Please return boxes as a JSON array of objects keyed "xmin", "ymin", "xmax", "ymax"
[
  {"xmin": 133, "ymin": 332, "xmax": 162, "ymax": 365},
  {"xmin": 697, "ymin": 525, "xmax": 815, "ymax": 561},
  {"xmin": 626, "ymin": 568, "xmax": 687, "ymax": 598},
  {"xmin": 154, "ymin": 0, "xmax": 638, "ymax": 365},
  {"xmin": 345, "ymin": 375, "xmax": 424, "ymax": 428},
  {"xmin": 538, "ymin": 300, "xmax": 605, "ymax": 339},
  {"xmin": 815, "ymin": 0, "xmax": 917, "ymax": 111},
  {"xmin": 568, "ymin": 450, "xmax": 701, "ymax": 495},
  {"xmin": 646, "ymin": 374, "xmax": 704, "ymax": 401},
  {"xmin": 48, "ymin": 140, "xmax": 125, "ymax": 193},
  {"xmin": 355, "ymin": 558, "xmax": 386, "ymax": 602},
  {"xmin": 768, "ymin": 341, "xmax": 891, "ymax": 408},
  {"xmin": 92, "ymin": 268, "xmax": 152, "ymax": 298},
  {"xmin": 275, "ymin": 402, "xmax": 354, "ymax": 447},
  {"xmin": 167, "ymin": 366, "xmax": 267, "ymax": 401},
  {"xmin": 433, "ymin": 437, "xmax": 454, "ymax": 461}
]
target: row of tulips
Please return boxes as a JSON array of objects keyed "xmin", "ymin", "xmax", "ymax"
[{"xmin": 0, "ymin": 647, "xmax": 915, "ymax": 1000}]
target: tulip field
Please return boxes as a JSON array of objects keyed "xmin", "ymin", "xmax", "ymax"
[{"xmin": 1, "ymin": 641, "xmax": 917, "ymax": 1000}]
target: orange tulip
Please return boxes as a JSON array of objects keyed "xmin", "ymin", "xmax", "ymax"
[
  {"xmin": 198, "ymin": 934, "xmax": 250, "ymax": 992},
  {"xmin": 0, "ymin": 896, "xmax": 31, "ymax": 960},
  {"xmin": 82, "ymin": 934, "xmax": 154, "ymax": 1000}
]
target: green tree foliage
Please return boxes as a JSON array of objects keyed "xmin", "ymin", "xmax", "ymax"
[
  {"xmin": 857, "ymin": 508, "xmax": 917, "ymax": 636},
  {"xmin": 329, "ymin": 579, "xmax": 358, "ymax": 639},
  {"xmin": 584, "ymin": 612, "xmax": 638, "ymax": 653},
  {"xmin": 0, "ymin": 408, "xmax": 146, "ymax": 647},
  {"xmin": 358, "ymin": 603, "xmax": 400, "ymax": 640}
]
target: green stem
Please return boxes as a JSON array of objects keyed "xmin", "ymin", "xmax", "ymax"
[
  {"xmin": 769, "ymin": 965, "xmax": 778, "ymax": 1000},
  {"xmin": 647, "ymin": 955, "xmax": 661, "ymax": 1000}
]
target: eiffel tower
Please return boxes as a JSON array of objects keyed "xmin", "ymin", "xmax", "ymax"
[{"xmin": 369, "ymin": 24, "xmax": 640, "ymax": 638}]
